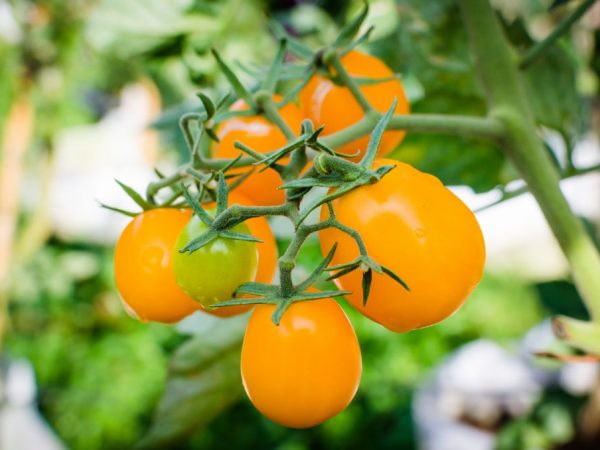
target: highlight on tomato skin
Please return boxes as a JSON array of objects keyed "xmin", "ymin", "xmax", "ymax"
[
  {"xmin": 319, "ymin": 159, "xmax": 486, "ymax": 333},
  {"xmin": 240, "ymin": 298, "xmax": 362, "ymax": 428},
  {"xmin": 113, "ymin": 208, "xmax": 201, "ymax": 324},
  {"xmin": 299, "ymin": 50, "xmax": 410, "ymax": 160},
  {"xmin": 212, "ymin": 95, "xmax": 304, "ymax": 206}
]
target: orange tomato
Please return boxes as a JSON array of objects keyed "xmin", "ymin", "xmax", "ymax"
[
  {"xmin": 241, "ymin": 298, "xmax": 362, "ymax": 428},
  {"xmin": 199, "ymin": 192, "xmax": 278, "ymax": 318},
  {"xmin": 213, "ymin": 96, "xmax": 303, "ymax": 206},
  {"xmin": 114, "ymin": 208, "xmax": 200, "ymax": 323},
  {"xmin": 319, "ymin": 159, "xmax": 485, "ymax": 332},
  {"xmin": 300, "ymin": 50, "xmax": 409, "ymax": 160}
]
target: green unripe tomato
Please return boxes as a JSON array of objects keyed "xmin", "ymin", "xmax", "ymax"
[{"xmin": 172, "ymin": 216, "xmax": 258, "ymax": 308}]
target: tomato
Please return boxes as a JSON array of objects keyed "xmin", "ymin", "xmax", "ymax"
[
  {"xmin": 213, "ymin": 96, "xmax": 304, "ymax": 206},
  {"xmin": 172, "ymin": 213, "xmax": 258, "ymax": 309},
  {"xmin": 241, "ymin": 299, "xmax": 362, "ymax": 428},
  {"xmin": 319, "ymin": 159, "xmax": 485, "ymax": 332},
  {"xmin": 300, "ymin": 50, "xmax": 410, "ymax": 160},
  {"xmin": 199, "ymin": 192, "xmax": 278, "ymax": 318},
  {"xmin": 114, "ymin": 208, "xmax": 200, "ymax": 324}
]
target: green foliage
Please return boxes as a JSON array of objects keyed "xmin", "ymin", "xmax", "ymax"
[
  {"xmin": 137, "ymin": 314, "xmax": 247, "ymax": 449},
  {"xmin": 6, "ymin": 243, "xmax": 179, "ymax": 450}
]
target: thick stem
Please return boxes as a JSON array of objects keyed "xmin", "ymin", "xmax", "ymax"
[
  {"xmin": 320, "ymin": 112, "xmax": 503, "ymax": 149},
  {"xmin": 460, "ymin": 0, "xmax": 600, "ymax": 341}
]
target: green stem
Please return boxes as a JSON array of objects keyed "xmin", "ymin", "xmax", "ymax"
[
  {"xmin": 553, "ymin": 316, "xmax": 600, "ymax": 355},
  {"xmin": 327, "ymin": 51, "xmax": 373, "ymax": 112},
  {"xmin": 519, "ymin": 0, "xmax": 596, "ymax": 69},
  {"xmin": 320, "ymin": 112, "xmax": 503, "ymax": 149},
  {"xmin": 146, "ymin": 165, "xmax": 189, "ymax": 201},
  {"xmin": 211, "ymin": 203, "xmax": 292, "ymax": 229},
  {"xmin": 460, "ymin": 0, "xmax": 600, "ymax": 347},
  {"xmin": 259, "ymin": 95, "xmax": 296, "ymax": 141},
  {"xmin": 476, "ymin": 163, "xmax": 600, "ymax": 213}
]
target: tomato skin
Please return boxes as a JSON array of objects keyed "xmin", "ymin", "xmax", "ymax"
[
  {"xmin": 114, "ymin": 208, "xmax": 200, "ymax": 324},
  {"xmin": 300, "ymin": 50, "xmax": 409, "ymax": 160},
  {"xmin": 213, "ymin": 97, "xmax": 304, "ymax": 206},
  {"xmin": 173, "ymin": 216, "xmax": 258, "ymax": 309},
  {"xmin": 241, "ymin": 299, "xmax": 362, "ymax": 428},
  {"xmin": 319, "ymin": 159, "xmax": 485, "ymax": 332},
  {"xmin": 199, "ymin": 192, "xmax": 278, "ymax": 318}
]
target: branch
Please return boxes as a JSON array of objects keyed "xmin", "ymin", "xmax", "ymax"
[
  {"xmin": 320, "ymin": 112, "xmax": 504, "ymax": 149},
  {"xmin": 520, "ymin": 0, "xmax": 597, "ymax": 69}
]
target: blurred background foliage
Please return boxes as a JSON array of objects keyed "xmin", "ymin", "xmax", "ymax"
[{"xmin": 1, "ymin": 0, "xmax": 599, "ymax": 449}]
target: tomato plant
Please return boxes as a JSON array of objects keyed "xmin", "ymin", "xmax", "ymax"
[
  {"xmin": 319, "ymin": 159, "xmax": 485, "ymax": 332},
  {"xmin": 241, "ymin": 298, "xmax": 361, "ymax": 428},
  {"xmin": 106, "ymin": 0, "xmax": 600, "ymax": 439},
  {"xmin": 114, "ymin": 208, "xmax": 200, "ymax": 324}
]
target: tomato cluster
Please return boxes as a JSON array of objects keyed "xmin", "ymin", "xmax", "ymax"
[{"xmin": 112, "ymin": 50, "xmax": 485, "ymax": 429}]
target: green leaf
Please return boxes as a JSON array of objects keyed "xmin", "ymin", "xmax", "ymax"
[
  {"xmin": 292, "ymin": 290, "xmax": 351, "ymax": 302},
  {"xmin": 262, "ymin": 38, "xmax": 287, "ymax": 93},
  {"xmin": 180, "ymin": 230, "xmax": 218, "ymax": 254},
  {"xmin": 361, "ymin": 98, "xmax": 397, "ymax": 167},
  {"xmin": 270, "ymin": 21, "xmax": 313, "ymax": 60},
  {"xmin": 135, "ymin": 316, "xmax": 246, "ymax": 449},
  {"xmin": 211, "ymin": 49, "xmax": 256, "ymax": 110},
  {"xmin": 115, "ymin": 180, "xmax": 154, "ymax": 209},
  {"xmin": 196, "ymin": 92, "xmax": 216, "ymax": 119},
  {"xmin": 98, "ymin": 202, "xmax": 139, "ymax": 217},
  {"xmin": 381, "ymin": 266, "xmax": 410, "ymax": 291},
  {"xmin": 216, "ymin": 172, "xmax": 228, "ymax": 215},
  {"xmin": 235, "ymin": 282, "xmax": 279, "ymax": 296},
  {"xmin": 297, "ymin": 243, "xmax": 338, "ymax": 291},
  {"xmin": 219, "ymin": 231, "xmax": 263, "ymax": 243},
  {"xmin": 362, "ymin": 269, "xmax": 372, "ymax": 306},
  {"xmin": 181, "ymin": 184, "xmax": 213, "ymax": 226},
  {"xmin": 333, "ymin": 1, "xmax": 369, "ymax": 48}
]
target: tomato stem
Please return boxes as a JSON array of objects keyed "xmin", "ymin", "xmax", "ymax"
[
  {"xmin": 461, "ymin": 0, "xmax": 600, "ymax": 352},
  {"xmin": 326, "ymin": 51, "xmax": 374, "ymax": 113}
]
